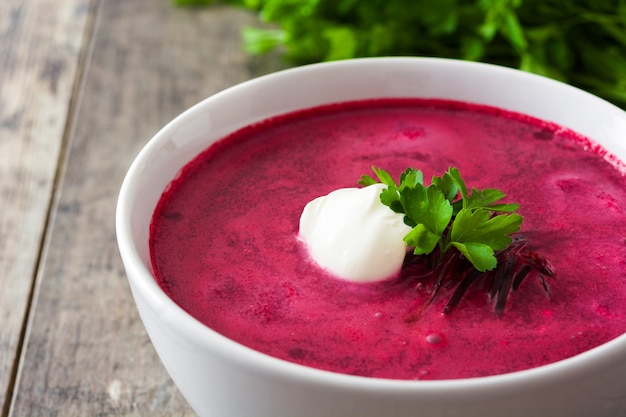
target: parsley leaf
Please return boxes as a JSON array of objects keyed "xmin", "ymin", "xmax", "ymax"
[
  {"xmin": 447, "ymin": 207, "xmax": 523, "ymax": 271},
  {"xmin": 431, "ymin": 170, "xmax": 458, "ymax": 202},
  {"xmin": 448, "ymin": 208, "xmax": 522, "ymax": 251},
  {"xmin": 401, "ymin": 184, "xmax": 453, "ymax": 254},
  {"xmin": 449, "ymin": 242, "xmax": 497, "ymax": 272}
]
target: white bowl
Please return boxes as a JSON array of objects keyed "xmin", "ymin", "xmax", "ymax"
[{"xmin": 116, "ymin": 57, "xmax": 626, "ymax": 417}]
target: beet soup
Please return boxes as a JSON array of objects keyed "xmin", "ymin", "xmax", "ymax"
[{"xmin": 149, "ymin": 99, "xmax": 626, "ymax": 380}]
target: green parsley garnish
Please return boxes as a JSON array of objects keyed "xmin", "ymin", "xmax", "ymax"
[
  {"xmin": 359, "ymin": 166, "xmax": 553, "ymax": 318},
  {"xmin": 358, "ymin": 166, "xmax": 522, "ymax": 272}
]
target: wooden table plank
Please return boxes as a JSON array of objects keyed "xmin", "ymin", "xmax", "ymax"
[
  {"xmin": 0, "ymin": 0, "xmax": 94, "ymax": 415},
  {"xmin": 9, "ymin": 1, "xmax": 284, "ymax": 416}
]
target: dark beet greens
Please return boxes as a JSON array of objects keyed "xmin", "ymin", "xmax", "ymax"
[{"xmin": 402, "ymin": 235, "xmax": 555, "ymax": 322}]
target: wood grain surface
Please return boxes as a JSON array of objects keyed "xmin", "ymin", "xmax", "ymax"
[
  {"xmin": 0, "ymin": 0, "xmax": 94, "ymax": 415},
  {"xmin": 2, "ymin": 0, "xmax": 284, "ymax": 416}
]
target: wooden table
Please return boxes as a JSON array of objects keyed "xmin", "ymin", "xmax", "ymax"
[{"xmin": 0, "ymin": 1, "xmax": 283, "ymax": 415}]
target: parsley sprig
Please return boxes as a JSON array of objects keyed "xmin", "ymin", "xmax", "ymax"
[
  {"xmin": 360, "ymin": 166, "xmax": 554, "ymax": 317},
  {"xmin": 358, "ymin": 167, "xmax": 522, "ymax": 272}
]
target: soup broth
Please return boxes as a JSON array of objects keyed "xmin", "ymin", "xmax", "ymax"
[{"xmin": 150, "ymin": 99, "xmax": 626, "ymax": 380}]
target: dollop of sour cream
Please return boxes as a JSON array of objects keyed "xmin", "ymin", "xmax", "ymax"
[{"xmin": 299, "ymin": 183, "xmax": 412, "ymax": 282}]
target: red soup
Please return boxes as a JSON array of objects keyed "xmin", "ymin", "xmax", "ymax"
[{"xmin": 150, "ymin": 99, "xmax": 626, "ymax": 380}]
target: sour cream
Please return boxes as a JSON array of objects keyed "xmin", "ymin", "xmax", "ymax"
[{"xmin": 299, "ymin": 183, "xmax": 412, "ymax": 282}]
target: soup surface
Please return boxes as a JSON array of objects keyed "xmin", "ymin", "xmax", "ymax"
[{"xmin": 150, "ymin": 99, "xmax": 626, "ymax": 380}]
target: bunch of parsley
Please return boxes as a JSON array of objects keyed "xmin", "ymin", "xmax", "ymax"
[{"xmin": 175, "ymin": 0, "xmax": 626, "ymax": 108}]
